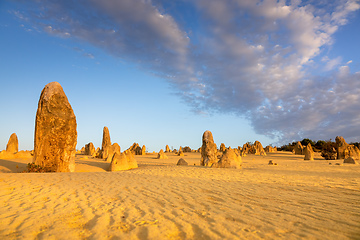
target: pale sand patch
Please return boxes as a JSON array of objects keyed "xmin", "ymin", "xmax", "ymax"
[{"xmin": 0, "ymin": 152, "xmax": 359, "ymax": 239}]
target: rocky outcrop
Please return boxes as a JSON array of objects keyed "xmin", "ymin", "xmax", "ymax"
[
  {"xmin": 157, "ymin": 149, "xmax": 168, "ymax": 159},
  {"xmin": 178, "ymin": 150, "xmax": 184, "ymax": 156},
  {"xmin": 265, "ymin": 145, "xmax": 277, "ymax": 153},
  {"xmin": 108, "ymin": 151, "xmax": 138, "ymax": 171},
  {"xmin": 84, "ymin": 142, "xmax": 96, "ymax": 156},
  {"xmin": 241, "ymin": 143, "xmax": 251, "ymax": 155},
  {"xmin": 177, "ymin": 158, "xmax": 188, "ymax": 166},
  {"xmin": 141, "ymin": 145, "xmax": 146, "ymax": 155},
  {"xmin": 165, "ymin": 145, "xmax": 170, "ymax": 153},
  {"xmin": 343, "ymin": 157, "xmax": 358, "ymax": 164},
  {"xmin": 200, "ymin": 130, "xmax": 217, "ymax": 166},
  {"xmin": 303, "ymin": 143, "xmax": 314, "ymax": 161},
  {"xmin": 128, "ymin": 143, "xmax": 142, "ymax": 155},
  {"xmin": 100, "ymin": 126, "xmax": 111, "ymax": 159},
  {"xmin": 220, "ymin": 143, "xmax": 226, "ymax": 153},
  {"xmin": 105, "ymin": 143, "xmax": 121, "ymax": 162},
  {"xmin": 6, "ymin": 133, "xmax": 18, "ymax": 153},
  {"xmin": 212, "ymin": 148, "xmax": 242, "ymax": 169},
  {"xmin": 336, "ymin": 136, "xmax": 360, "ymax": 160},
  {"xmin": 34, "ymin": 82, "xmax": 77, "ymax": 172},
  {"xmin": 293, "ymin": 142, "xmax": 303, "ymax": 155},
  {"xmin": 252, "ymin": 141, "xmax": 266, "ymax": 156},
  {"xmin": 183, "ymin": 146, "xmax": 192, "ymax": 152}
]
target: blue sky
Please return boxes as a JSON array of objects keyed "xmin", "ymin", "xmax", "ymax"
[{"xmin": 1, "ymin": 0, "xmax": 360, "ymax": 152}]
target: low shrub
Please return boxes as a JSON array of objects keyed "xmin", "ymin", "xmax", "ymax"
[{"xmin": 22, "ymin": 163, "xmax": 46, "ymax": 173}]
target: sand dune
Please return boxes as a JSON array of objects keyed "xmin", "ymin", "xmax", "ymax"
[{"xmin": 0, "ymin": 152, "xmax": 359, "ymax": 239}]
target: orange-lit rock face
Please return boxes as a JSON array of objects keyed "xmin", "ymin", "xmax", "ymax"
[{"xmin": 34, "ymin": 82, "xmax": 77, "ymax": 172}]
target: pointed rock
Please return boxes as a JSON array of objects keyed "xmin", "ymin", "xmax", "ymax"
[
  {"xmin": 304, "ymin": 143, "xmax": 314, "ymax": 160},
  {"xmin": 84, "ymin": 142, "xmax": 96, "ymax": 156},
  {"xmin": 6, "ymin": 133, "xmax": 18, "ymax": 153},
  {"xmin": 157, "ymin": 149, "xmax": 168, "ymax": 159},
  {"xmin": 177, "ymin": 158, "xmax": 188, "ymax": 166},
  {"xmin": 200, "ymin": 130, "xmax": 217, "ymax": 166},
  {"xmin": 100, "ymin": 126, "xmax": 111, "ymax": 159}
]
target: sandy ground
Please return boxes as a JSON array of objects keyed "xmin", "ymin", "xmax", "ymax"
[{"xmin": 0, "ymin": 151, "xmax": 359, "ymax": 239}]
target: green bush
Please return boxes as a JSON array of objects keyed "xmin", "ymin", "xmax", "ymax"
[{"xmin": 320, "ymin": 140, "xmax": 337, "ymax": 160}]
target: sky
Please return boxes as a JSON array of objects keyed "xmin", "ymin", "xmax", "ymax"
[{"xmin": 1, "ymin": 0, "xmax": 360, "ymax": 152}]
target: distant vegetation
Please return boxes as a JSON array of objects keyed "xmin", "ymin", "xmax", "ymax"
[{"xmin": 278, "ymin": 138, "xmax": 360, "ymax": 160}]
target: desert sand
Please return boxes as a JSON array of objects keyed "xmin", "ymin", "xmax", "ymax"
[{"xmin": 0, "ymin": 151, "xmax": 359, "ymax": 239}]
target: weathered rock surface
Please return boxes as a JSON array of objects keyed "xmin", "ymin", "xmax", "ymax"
[
  {"xmin": 336, "ymin": 136, "xmax": 360, "ymax": 160},
  {"xmin": 178, "ymin": 150, "xmax": 184, "ymax": 156},
  {"xmin": 106, "ymin": 143, "xmax": 121, "ymax": 162},
  {"xmin": 343, "ymin": 157, "xmax": 358, "ymax": 164},
  {"xmin": 141, "ymin": 145, "xmax": 146, "ymax": 155},
  {"xmin": 265, "ymin": 145, "xmax": 277, "ymax": 153},
  {"xmin": 84, "ymin": 142, "xmax": 96, "ymax": 156},
  {"xmin": 165, "ymin": 145, "xmax": 170, "ymax": 153},
  {"xmin": 157, "ymin": 149, "xmax": 168, "ymax": 159},
  {"xmin": 128, "ymin": 143, "xmax": 142, "ymax": 155},
  {"xmin": 252, "ymin": 141, "xmax": 266, "ymax": 156},
  {"xmin": 212, "ymin": 148, "xmax": 242, "ymax": 169},
  {"xmin": 34, "ymin": 82, "xmax": 77, "ymax": 172},
  {"xmin": 220, "ymin": 143, "xmax": 226, "ymax": 153},
  {"xmin": 177, "ymin": 158, "xmax": 188, "ymax": 166},
  {"xmin": 293, "ymin": 142, "xmax": 303, "ymax": 155},
  {"xmin": 200, "ymin": 130, "xmax": 217, "ymax": 166},
  {"xmin": 108, "ymin": 151, "xmax": 138, "ymax": 171},
  {"xmin": 303, "ymin": 143, "xmax": 314, "ymax": 161},
  {"xmin": 125, "ymin": 150, "xmax": 138, "ymax": 169},
  {"xmin": 241, "ymin": 143, "xmax": 251, "ymax": 156},
  {"xmin": 6, "ymin": 133, "xmax": 18, "ymax": 153},
  {"xmin": 183, "ymin": 146, "xmax": 192, "ymax": 152},
  {"xmin": 100, "ymin": 126, "xmax": 111, "ymax": 159}
]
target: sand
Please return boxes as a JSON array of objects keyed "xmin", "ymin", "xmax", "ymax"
[{"xmin": 0, "ymin": 151, "xmax": 359, "ymax": 239}]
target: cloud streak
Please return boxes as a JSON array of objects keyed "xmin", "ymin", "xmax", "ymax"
[{"xmin": 12, "ymin": 0, "xmax": 360, "ymax": 143}]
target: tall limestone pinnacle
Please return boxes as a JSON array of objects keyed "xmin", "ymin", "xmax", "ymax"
[{"xmin": 34, "ymin": 82, "xmax": 77, "ymax": 172}]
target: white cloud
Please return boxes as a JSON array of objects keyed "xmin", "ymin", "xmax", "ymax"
[
  {"xmin": 324, "ymin": 56, "xmax": 342, "ymax": 71},
  {"xmin": 11, "ymin": 0, "xmax": 360, "ymax": 144}
]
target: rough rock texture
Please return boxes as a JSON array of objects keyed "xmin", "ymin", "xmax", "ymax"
[
  {"xmin": 183, "ymin": 146, "xmax": 192, "ymax": 152},
  {"xmin": 220, "ymin": 143, "xmax": 226, "ymax": 153},
  {"xmin": 177, "ymin": 158, "xmax": 188, "ymax": 166},
  {"xmin": 128, "ymin": 143, "xmax": 142, "ymax": 155},
  {"xmin": 108, "ymin": 151, "xmax": 138, "ymax": 171},
  {"xmin": 343, "ymin": 157, "xmax": 358, "ymax": 164},
  {"xmin": 335, "ymin": 136, "xmax": 348, "ymax": 159},
  {"xmin": 84, "ymin": 142, "xmax": 96, "ymax": 156},
  {"xmin": 6, "ymin": 133, "xmax": 18, "ymax": 153},
  {"xmin": 200, "ymin": 130, "xmax": 218, "ymax": 166},
  {"xmin": 106, "ymin": 143, "xmax": 121, "ymax": 162},
  {"xmin": 241, "ymin": 143, "xmax": 251, "ymax": 155},
  {"xmin": 252, "ymin": 141, "xmax": 266, "ymax": 156},
  {"xmin": 336, "ymin": 136, "xmax": 360, "ymax": 160},
  {"xmin": 157, "ymin": 149, "xmax": 168, "ymax": 159},
  {"xmin": 141, "ymin": 145, "xmax": 146, "ymax": 155},
  {"xmin": 178, "ymin": 150, "xmax": 184, "ymax": 156},
  {"xmin": 212, "ymin": 148, "xmax": 242, "ymax": 169},
  {"xmin": 100, "ymin": 126, "xmax": 111, "ymax": 159},
  {"xmin": 165, "ymin": 145, "xmax": 170, "ymax": 153},
  {"xmin": 34, "ymin": 82, "xmax": 77, "ymax": 172},
  {"xmin": 265, "ymin": 146, "xmax": 277, "ymax": 153},
  {"xmin": 303, "ymin": 143, "xmax": 314, "ymax": 161},
  {"xmin": 293, "ymin": 142, "xmax": 303, "ymax": 155},
  {"xmin": 125, "ymin": 150, "xmax": 138, "ymax": 169},
  {"xmin": 344, "ymin": 145, "xmax": 360, "ymax": 160}
]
